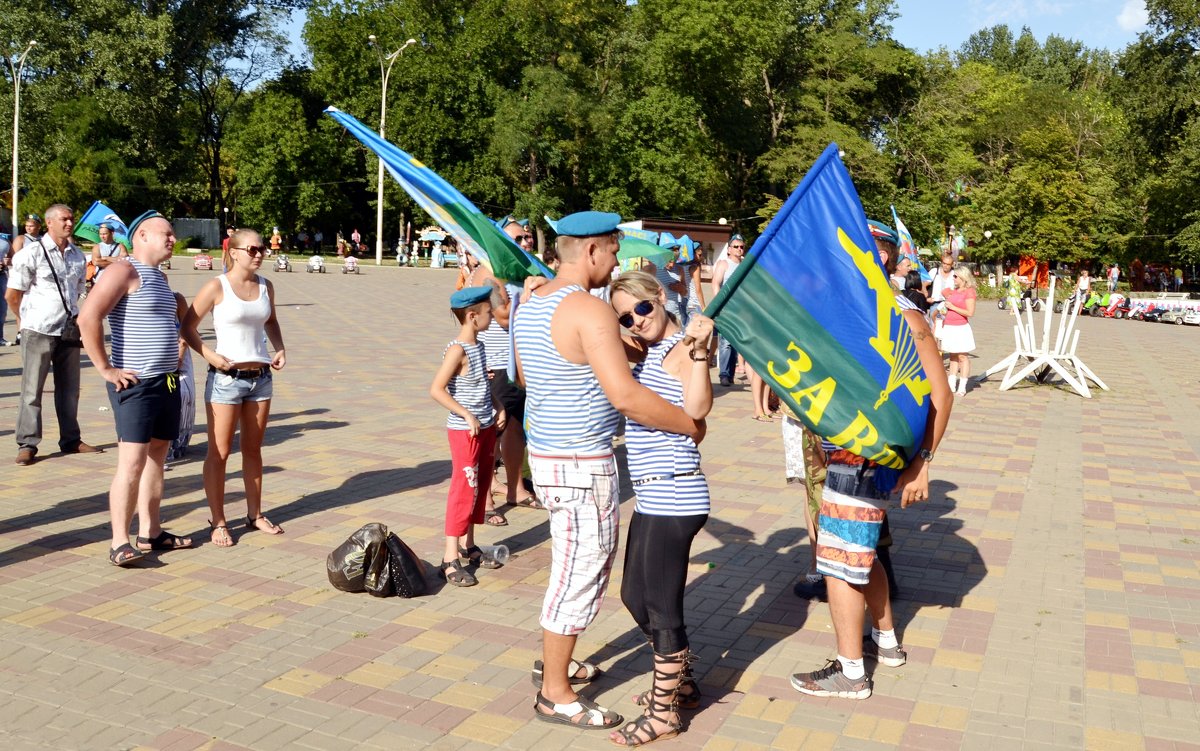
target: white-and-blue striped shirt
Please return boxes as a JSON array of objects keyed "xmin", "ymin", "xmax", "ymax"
[
  {"xmin": 626, "ymin": 332, "xmax": 710, "ymax": 516},
  {"xmin": 109, "ymin": 259, "xmax": 179, "ymax": 377},
  {"xmin": 513, "ymin": 285, "xmax": 620, "ymax": 454},
  {"xmin": 477, "ymin": 321, "xmax": 509, "ymax": 371},
  {"xmin": 444, "ymin": 340, "xmax": 494, "ymax": 430},
  {"xmin": 653, "ymin": 264, "xmax": 682, "ymax": 314}
]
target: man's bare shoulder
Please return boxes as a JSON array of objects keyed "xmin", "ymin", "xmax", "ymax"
[{"xmin": 555, "ymin": 287, "xmax": 614, "ymax": 326}]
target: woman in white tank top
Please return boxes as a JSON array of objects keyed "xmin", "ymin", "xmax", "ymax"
[{"xmin": 183, "ymin": 229, "xmax": 287, "ymax": 547}]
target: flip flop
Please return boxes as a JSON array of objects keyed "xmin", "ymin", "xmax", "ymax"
[
  {"xmin": 513, "ymin": 495, "xmax": 545, "ymax": 510},
  {"xmin": 109, "ymin": 543, "xmax": 145, "ymax": 567}
]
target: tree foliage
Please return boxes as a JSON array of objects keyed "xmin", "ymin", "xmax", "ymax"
[{"xmin": 1, "ymin": 0, "xmax": 1196, "ymax": 268}]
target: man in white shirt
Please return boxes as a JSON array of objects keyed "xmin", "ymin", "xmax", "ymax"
[
  {"xmin": 5, "ymin": 203, "xmax": 103, "ymax": 465},
  {"xmin": 930, "ymin": 253, "xmax": 955, "ymax": 302}
]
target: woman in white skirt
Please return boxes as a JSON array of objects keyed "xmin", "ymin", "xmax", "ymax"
[{"xmin": 941, "ymin": 267, "xmax": 976, "ymax": 396}]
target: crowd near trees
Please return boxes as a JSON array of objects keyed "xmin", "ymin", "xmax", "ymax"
[{"xmin": 4, "ymin": 0, "xmax": 1200, "ymax": 267}]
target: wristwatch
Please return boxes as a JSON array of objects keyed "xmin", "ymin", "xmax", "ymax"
[{"xmin": 918, "ymin": 448, "xmax": 934, "ymax": 464}]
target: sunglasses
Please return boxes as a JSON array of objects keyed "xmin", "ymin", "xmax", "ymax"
[
  {"xmin": 235, "ymin": 245, "xmax": 266, "ymax": 255},
  {"xmin": 515, "ymin": 234, "xmax": 533, "ymax": 243},
  {"xmin": 618, "ymin": 300, "xmax": 655, "ymax": 329}
]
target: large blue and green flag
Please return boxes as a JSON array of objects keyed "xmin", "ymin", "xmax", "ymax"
[
  {"xmin": 74, "ymin": 201, "xmax": 130, "ymax": 249},
  {"xmin": 706, "ymin": 144, "xmax": 931, "ymax": 469},
  {"xmin": 324, "ymin": 107, "xmax": 552, "ymax": 281}
]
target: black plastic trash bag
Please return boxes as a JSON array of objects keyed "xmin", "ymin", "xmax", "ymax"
[
  {"xmin": 385, "ymin": 533, "xmax": 428, "ymax": 598},
  {"xmin": 327, "ymin": 523, "xmax": 393, "ymax": 595}
]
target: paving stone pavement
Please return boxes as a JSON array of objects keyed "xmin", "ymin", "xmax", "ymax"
[{"xmin": 1, "ymin": 266, "xmax": 1198, "ymax": 750}]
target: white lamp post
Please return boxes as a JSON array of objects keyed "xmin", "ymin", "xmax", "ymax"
[
  {"xmin": 367, "ymin": 35, "xmax": 418, "ymax": 266},
  {"xmin": 8, "ymin": 40, "xmax": 36, "ymax": 234}
]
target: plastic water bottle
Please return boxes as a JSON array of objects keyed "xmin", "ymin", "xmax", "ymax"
[{"xmin": 478, "ymin": 544, "xmax": 510, "ymax": 566}]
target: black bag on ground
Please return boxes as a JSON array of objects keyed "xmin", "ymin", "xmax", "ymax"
[
  {"xmin": 385, "ymin": 532, "xmax": 428, "ymax": 598},
  {"xmin": 327, "ymin": 523, "xmax": 392, "ymax": 594}
]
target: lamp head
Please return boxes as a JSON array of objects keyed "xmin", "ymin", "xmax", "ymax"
[{"xmin": 368, "ymin": 34, "xmax": 377, "ymax": 44}]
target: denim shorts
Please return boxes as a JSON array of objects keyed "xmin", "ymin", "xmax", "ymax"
[{"xmin": 205, "ymin": 367, "xmax": 273, "ymax": 405}]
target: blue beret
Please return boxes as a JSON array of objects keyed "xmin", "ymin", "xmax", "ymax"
[
  {"xmin": 554, "ymin": 211, "xmax": 622, "ymax": 237},
  {"xmin": 128, "ymin": 209, "xmax": 167, "ymax": 238},
  {"xmin": 450, "ymin": 285, "xmax": 493, "ymax": 310},
  {"xmin": 866, "ymin": 219, "xmax": 899, "ymax": 245},
  {"xmin": 658, "ymin": 231, "xmax": 680, "ymax": 248}
]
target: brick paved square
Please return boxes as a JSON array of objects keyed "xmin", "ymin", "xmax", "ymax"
[{"xmin": 1, "ymin": 268, "xmax": 1199, "ymax": 749}]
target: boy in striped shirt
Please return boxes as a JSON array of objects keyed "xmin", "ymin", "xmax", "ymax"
[{"xmin": 429, "ymin": 286, "xmax": 507, "ymax": 587}]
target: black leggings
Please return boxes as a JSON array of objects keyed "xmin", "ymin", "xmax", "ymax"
[{"xmin": 620, "ymin": 511, "xmax": 708, "ymax": 654}]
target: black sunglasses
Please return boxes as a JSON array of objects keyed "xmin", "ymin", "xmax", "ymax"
[
  {"xmin": 235, "ymin": 245, "xmax": 266, "ymax": 255},
  {"xmin": 618, "ymin": 300, "xmax": 655, "ymax": 328}
]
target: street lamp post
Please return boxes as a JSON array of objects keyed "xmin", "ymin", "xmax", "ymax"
[
  {"xmin": 367, "ymin": 35, "xmax": 417, "ymax": 266},
  {"xmin": 8, "ymin": 40, "xmax": 37, "ymax": 234}
]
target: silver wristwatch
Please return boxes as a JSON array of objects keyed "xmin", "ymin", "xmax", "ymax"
[{"xmin": 918, "ymin": 448, "xmax": 934, "ymax": 464}]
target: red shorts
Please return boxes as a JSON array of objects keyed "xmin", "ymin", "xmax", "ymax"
[{"xmin": 445, "ymin": 425, "xmax": 497, "ymax": 536}]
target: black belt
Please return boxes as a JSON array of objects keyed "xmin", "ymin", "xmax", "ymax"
[
  {"xmin": 632, "ymin": 469, "xmax": 704, "ymax": 486},
  {"xmin": 209, "ymin": 365, "xmax": 268, "ymax": 379}
]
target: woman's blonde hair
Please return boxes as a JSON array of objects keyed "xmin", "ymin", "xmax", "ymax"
[
  {"xmin": 610, "ymin": 270, "xmax": 678, "ymax": 326},
  {"xmin": 610, "ymin": 270, "xmax": 662, "ymax": 301},
  {"xmin": 953, "ymin": 267, "xmax": 977, "ymax": 289}
]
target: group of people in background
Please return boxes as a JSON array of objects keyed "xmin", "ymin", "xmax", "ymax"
[
  {"xmin": 429, "ymin": 211, "xmax": 950, "ymax": 746},
  {"xmin": 2, "ymin": 204, "xmax": 287, "ymax": 568}
]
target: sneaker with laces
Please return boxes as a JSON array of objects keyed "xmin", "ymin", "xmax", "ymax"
[
  {"xmin": 790, "ymin": 659, "xmax": 872, "ymax": 699},
  {"xmin": 862, "ymin": 637, "xmax": 907, "ymax": 668}
]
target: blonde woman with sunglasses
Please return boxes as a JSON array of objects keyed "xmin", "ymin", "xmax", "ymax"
[
  {"xmin": 183, "ymin": 230, "xmax": 287, "ymax": 547},
  {"xmin": 608, "ymin": 270, "xmax": 714, "ymax": 746}
]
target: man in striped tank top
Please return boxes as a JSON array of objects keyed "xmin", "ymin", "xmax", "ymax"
[
  {"xmin": 81, "ymin": 211, "xmax": 193, "ymax": 567},
  {"xmin": 512, "ymin": 211, "xmax": 705, "ymax": 730}
]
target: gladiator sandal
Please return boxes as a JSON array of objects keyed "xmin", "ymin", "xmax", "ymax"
[
  {"xmin": 634, "ymin": 649, "xmax": 701, "ymax": 710},
  {"xmin": 612, "ymin": 650, "xmax": 685, "ymax": 747}
]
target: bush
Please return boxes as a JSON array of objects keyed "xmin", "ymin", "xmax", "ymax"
[{"xmin": 173, "ymin": 236, "xmax": 194, "ymax": 254}]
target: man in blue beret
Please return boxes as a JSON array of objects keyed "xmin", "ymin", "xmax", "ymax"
[{"xmin": 513, "ymin": 210, "xmax": 705, "ymax": 729}]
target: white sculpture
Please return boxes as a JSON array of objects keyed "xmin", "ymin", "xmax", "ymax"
[{"xmin": 982, "ymin": 276, "xmax": 1108, "ymax": 397}]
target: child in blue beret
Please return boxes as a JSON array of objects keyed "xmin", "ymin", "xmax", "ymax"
[{"xmin": 429, "ymin": 285, "xmax": 508, "ymax": 586}]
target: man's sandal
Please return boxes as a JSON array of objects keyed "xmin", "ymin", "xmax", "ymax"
[
  {"xmin": 484, "ymin": 508, "xmax": 508, "ymax": 526},
  {"xmin": 135, "ymin": 530, "xmax": 193, "ymax": 552},
  {"xmin": 209, "ymin": 521, "xmax": 234, "ymax": 548},
  {"xmin": 533, "ymin": 692, "xmax": 622, "ymax": 729},
  {"xmin": 109, "ymin": 543, "xmax": 145, "ymax": 567},
  {"xmin": 245, "ymin": 515, "xmax": 283, "ymax": 534},
  {"xmin": 439, "ymin": 559, "xmax": 477, "ymax": 587},
  {"xmin": 460, "ymin": 545, "xmax": 503, "ymax": 569},
  {"xmin": 531, "ymin": 658, "xmax": 602, "ymax": 688}
]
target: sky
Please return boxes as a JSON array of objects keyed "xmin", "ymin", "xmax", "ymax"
[
  {"xmin": 890, "ymin": 0, "xmax": 1149, "ymax": 54},
  {"xmin": 284, "ymin": 1, "xmax": 1151, "ymax": 66}
]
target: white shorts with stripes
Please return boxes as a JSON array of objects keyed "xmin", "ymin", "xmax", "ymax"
[{"xmin": 530, "ymin": 453, "xmax": 621, "ymax": 636}]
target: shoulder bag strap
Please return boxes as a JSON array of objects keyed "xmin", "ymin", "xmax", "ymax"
[{"xmin": 39, "ymin": 239, "xmax": 75, "ymax": 317}]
